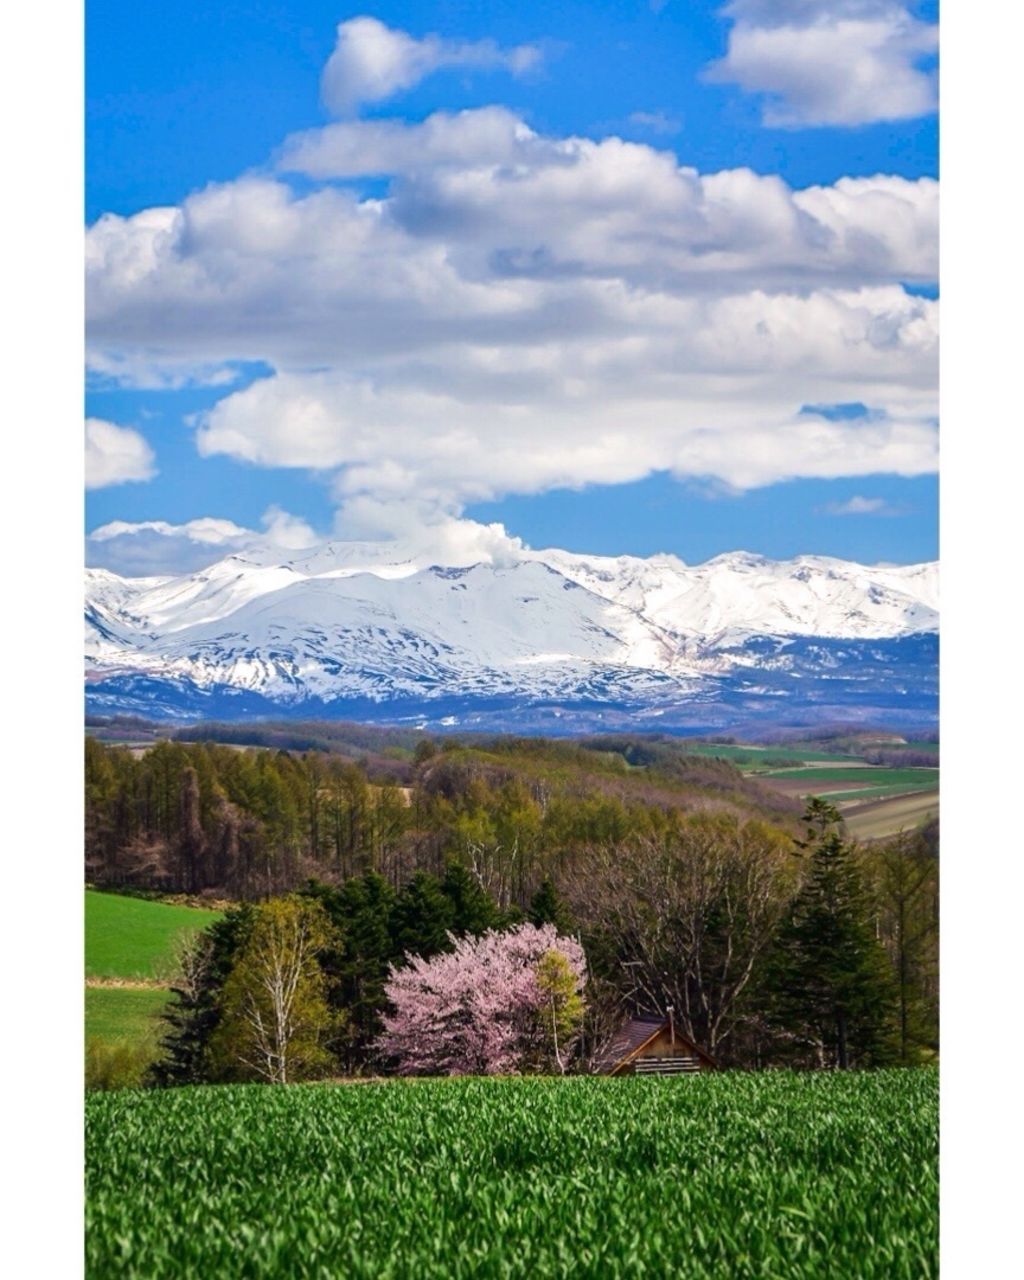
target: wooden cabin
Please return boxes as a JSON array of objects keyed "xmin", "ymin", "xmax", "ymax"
[{"xmin": 595, "ymin": 1012, "xmax": 717, "ymax": 1076}]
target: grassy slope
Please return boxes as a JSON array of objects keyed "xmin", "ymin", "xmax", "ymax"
[
  {"xmin": 85, "ymin": 891, "xmax": 222, "ymax": 1066},
  {"xmin": 86, "ymin": 890, "xmax": 222, "ymax": 980},
  {"xmin": 86, "ymin": 1070, "xmax": 938, "ymax": 1280},
  {"xmin": 86, "ymin": 987, "xmax": 169, "ymax": 1046}
]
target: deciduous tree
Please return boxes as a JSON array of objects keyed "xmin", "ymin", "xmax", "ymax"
[
  {"xmin": 378, "ymin": 923, "xmax": 586, "ymax": 1075},
  {"xmin": 211, "ymin": 897, "xmax": 341, "ymax": 1083}
]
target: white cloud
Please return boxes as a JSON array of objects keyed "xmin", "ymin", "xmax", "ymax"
[
  {"xmin": 321, "ymin": 16, "xmax": 541, "ymax": 115},
  {"xmin": 823, "ymin": 494, "xmax": 904, "ymax": 515},
  {"xmin": 89, "ymin": 517, "xmax": 250, "ymax": 545},
  {"xmin": 259, "ymin": 504, "xmax": 319, "ymax": 550},
  {"xmin": 708, "ymin": 1, "xmax": 938, "ymax": 128},
  {"xmin": 87, "ymin": 509, "xmax": 319, "ymax": 575},
  {"xmin": 627, "ymin": 110, "xmax": 682, "ymax": 135},
  {"xmin": 86, "ymin": 108, "xmax": 938, "ymax": 516},
  {"xmin": 84, "ymin": 418, "xmax": 157, "ymax": 489}
]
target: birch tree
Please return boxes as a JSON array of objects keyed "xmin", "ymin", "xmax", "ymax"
[{"xmin": 212, "ymin": 897, "xmax": 340, "ymax": 1084}]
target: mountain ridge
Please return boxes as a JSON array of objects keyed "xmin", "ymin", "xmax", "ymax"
[{"xmin": 85, "ymin": 543, "xmax": 938, "ymax": 731}]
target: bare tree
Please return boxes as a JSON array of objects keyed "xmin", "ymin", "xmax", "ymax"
[{"xmin": 566, "ymin": 815, "xmax": 796, "ymax": 1055}]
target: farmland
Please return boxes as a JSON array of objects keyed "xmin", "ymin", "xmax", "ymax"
[
  {"xmin": 86, "ymin": 1069, "xmax": 938, "ymax": 1279},
  {"xmin": 85, "ymin": 891, "xmax": 221, "ymax": 1075},
  {"xmin": 679, "ymin": 741, "xmax": 939, "ymax": 841},
  {"xmin": 86, "ymin": 889, "xmax": 222, "ymax": 980}
]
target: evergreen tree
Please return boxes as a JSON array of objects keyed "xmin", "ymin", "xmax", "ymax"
[
  {"xmin": 389, "ymin": 872, "xmax": 456, "ymax": 960},
  {"xmin": 303, "ymin": 874, "xmax": 397, "ymax": 1068},
  {"xmin": 440, "ymin": 861, "xmax": 500, "ymax": 936},
  {"xmin": 767, "ymin": 800, "xmax": 897, "ymax": 1069},
  {"xmin": 527, "ymin": 878, "xmax": 573, "ymax": 933},
  {"xmin": 149, "ymin": 905, "xmax": 255, "ymax": 1086}
]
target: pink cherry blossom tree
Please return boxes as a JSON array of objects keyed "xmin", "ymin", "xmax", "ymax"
[{"xmin": 378, "ymin": 923, "xmax": 587, "ymax": 1075}]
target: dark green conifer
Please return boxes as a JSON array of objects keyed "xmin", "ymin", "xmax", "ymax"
[
  {"xmin": 148, "ymin": 905, "xmax": 254, "ymax": 1086},
  {"xmin": 527, "ymin": 878, "xmax": 573, "ymax": 933},
  {"xmin": 389, "ymin": 872, "xmax": 456, "ymax": 960},
  {"xmin": 440, "ymin": 861, "xmax": 500, "ymax": 936},
  {"xmin": 768, "ymin": 800, "xmax": 897, "ymax": 1069}
]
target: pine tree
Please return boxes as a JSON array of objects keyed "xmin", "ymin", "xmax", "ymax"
[
  {"xmin": 768, "ymin": 800, "xmax": 897, "ymax": 1069},
  {"xmin": 389, "ymin": 872, "xmax": 456, "ymax": 960},
  {"xmin": 441, "ymin": 861, "xmax": 500, "ymax": 936},
  {"xmin": 149, "ymin": 905, "xmax": 255, "ymax": 1086},
  {"xmin": 302, "ymin": 874, "xmax": 397, "ymax": 1068},
  {"xmin": 527, "ymin": 878, "xmax": 573, "ymax": 933}
]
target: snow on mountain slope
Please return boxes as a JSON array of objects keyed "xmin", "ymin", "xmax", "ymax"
[
  {"xmin": 84, "ymin": 541, "xmax": 938, "ymax": 721},
  {"xmin": 536, "ymin": 550, "xmax": 938, "ymax": 642}
]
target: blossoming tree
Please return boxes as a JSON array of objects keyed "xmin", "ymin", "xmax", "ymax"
[{"xmin": 378, "ymin": 923, "xmax": 587, "ymax": 1075}]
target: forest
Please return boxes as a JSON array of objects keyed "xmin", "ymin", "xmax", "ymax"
[{"xmin": 84, "ymin": 735, "xmax": 938, "ymax": 1076}]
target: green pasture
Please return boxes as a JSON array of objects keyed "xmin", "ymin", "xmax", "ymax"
[
  {"xmin": 824, "ymin": 780, "xmax": 940, "ymax": 804},
  {"xmin": 682, "ymin": 744, "xmax": 861, "ymax": 769},
  {"xmin": 85, "ymin": 890, "xmax": 222, "ymax": 980},
  {"xmin": 85, "ymin": 987, "xmax": 169, "ymax": 1046}
]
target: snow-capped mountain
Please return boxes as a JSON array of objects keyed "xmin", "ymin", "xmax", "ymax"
[{"xmin": 85, "ymin": 544, "xmax": 938, "ymax": 731}]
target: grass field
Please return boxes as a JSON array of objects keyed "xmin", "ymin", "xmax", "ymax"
[
  {"xmin": 759, "ymin": 766, "xmax": 937, "ymax": 786},
  {"xmin": 85, "ymin": 891, "xmax": 222, "ymax": 1085},
  {"xmin": 85, "ymin": 987, "xmax": 169, "ymax": 1045},
  {"xmin": 85, "ymin": 890, "xmax": 222, "ymax": 980},
  {"xmin": 86, "ymin": 1069, "xmax": 937, "ymax": 1279},
  {"xmin": 682, "ymin": 744, "xmax": 861, "ymax": 768}
]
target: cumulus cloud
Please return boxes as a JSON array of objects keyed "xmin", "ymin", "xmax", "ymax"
[
  {"xmin": 85, "ymin": 418, "xmax": 157, "ymax": 489},
  {"xmin": 87, "ymin": 509, "xmax": 319, "ymax": 575},
  {"xmin": 86, "ymin": 102, "xmax": 938, "ymax": 519},
  {"xmin": 193, "ymin": 363, "xmax": 935, "ymax": 505},
  {"xmin": 708, "ymin": 1, "xmax": 938, "ymax": 128},
  {"xmin": 86, "ymin": 505, "xmax": 524, "ymax": 576},
  {"xmin": 259, "ymin": 504, "xmax": 320, "ymax": 550},
  {"xmin": 321, "ymin": 16, "xmax": 541, "ymax": 115},
  {"xmin": 91, "ymin": 516, "xmax": 254, "ymax": 544}
]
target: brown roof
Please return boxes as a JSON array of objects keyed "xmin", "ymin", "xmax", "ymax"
[
  {"xmin": 592, "ymin": 1014, "xmax": 718, "ymax": 1074},
  {"xmin": 592, "ymin": 1015, "xmax": 668, "ymax": 1074}
]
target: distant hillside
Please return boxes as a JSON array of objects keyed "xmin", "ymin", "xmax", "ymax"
[{"xmin": 85, "ymin": 729, "xmax": 804, "ymax": 903}]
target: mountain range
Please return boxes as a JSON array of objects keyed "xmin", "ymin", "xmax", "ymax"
[{"xmin": 85, "ymin": 542, "xmax": 938, "ymax": 733}]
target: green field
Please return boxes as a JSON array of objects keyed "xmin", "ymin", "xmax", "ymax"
[
  {"xmin": 682, "ymin": 744, "xmax": 861, "ymax": 768},
  {"xmin": 86, "ymin": 1069, "xmax": 937, "ymax": 1279},
  {"xmin": 819, "ymin": 781, "xmax": 939, "ymax": 802},
  {"xmin": 86, "ymin": 890, "xmax": 222, "ymax": 980},
  {"xmin": 760, "ymin": 766, "xmax": 937, "ymax": 785},
  {"xmin": 85, "ymin": 987, "xmax": 169, "ymax": 1045}
]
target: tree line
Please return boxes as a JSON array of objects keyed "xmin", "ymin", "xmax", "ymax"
[
  {"xmin": 85, "ymin": 736, "xmax": 790, "ymax": 904},
  {"xmin": 145, "ymin": 797, "xmax": 937, "ymax": 1081}
]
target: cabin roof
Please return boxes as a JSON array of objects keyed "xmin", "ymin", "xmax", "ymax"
[
  {"xmin": 593, "ymin": 1014, "xmax": 718, "ymax": 1074},
  {"xmin": 593, "ymin": 1015, "xmax": 668, "ymax": 1074}
]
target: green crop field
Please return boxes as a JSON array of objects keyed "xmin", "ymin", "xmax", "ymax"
[
  {"xmin": 759, "ymin": 766, "xmax": 937, "ymax": 786},
  {"xmin": 820, "ymin": 780, "xmax": 939, "ymax": 803},
  {"xmin": 85, "ymin": 890, "xmax": 222, "ymax": 980},
  {"xmin": 681, "ymin": 744, "xmax": 861, "ymax": 769},
  {"xmin": 86, "ymin": 1069, "xmax": 937, "ymax": 1280}
]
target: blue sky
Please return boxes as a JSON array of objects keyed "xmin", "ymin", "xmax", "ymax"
[{"xmin": 86, "ymin": 1, "xmax": 938, "ymax": 571}]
